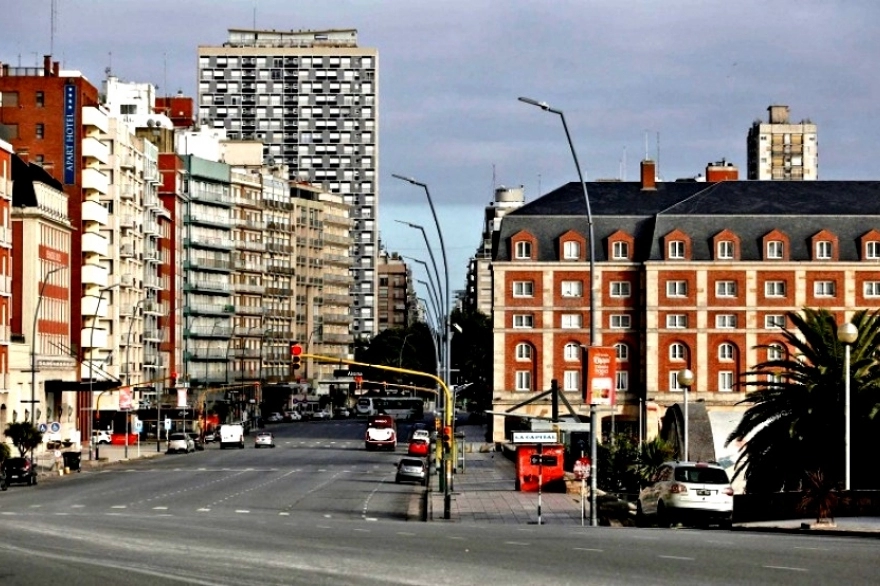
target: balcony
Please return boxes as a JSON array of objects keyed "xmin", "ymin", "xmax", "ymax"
[
  {"xmin": 81, "ymin": 294, "xmax": 110, "ymax": 318},
  {"xmin": 81, "ymin": 199, "xmax": 108, "ymax": 225},
  {"xmin": 81, "ymin": 136, "xmax": 109, "ymax": 164},
  {"xmin": 80, "ymin": 326, "xmax": 109, "ymax": 349},
  {"xmin": 120, "ymin": 215, "xmax": 136, "ymax": 229},
  {"xmin": 82, "ymin": 106, "xmax": 109, "ymax": 134},
  {"xmin": 120, "ymin": 244, "xmax": 134, "ymax": 258},
  {"xmin": 81, "ymin": 167, "xmax": 109, "ymax": 195},
  {"xmin": 183, "ymin": 236, "xmax": 234, "ymax": 251},
  {"xmin": 80, "ymin": 263, "xmax": 109, "ymax": 287},
  {"xmin": 81, "ymin": 232, "xmax": 109, "ymax": 256}
]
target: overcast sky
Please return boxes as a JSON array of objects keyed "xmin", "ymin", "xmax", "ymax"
[{"xmin": 3, "ymin": 0, "xmax": 879, "ymax": 296}]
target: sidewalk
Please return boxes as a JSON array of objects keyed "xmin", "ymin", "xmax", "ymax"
[
  {"xmin": 424, "ymin": 422, "xmax": 880, "ymax": 537},
  {"xmin": 35, "ymin": 442, "xmax": 163, "ymax": 481}
]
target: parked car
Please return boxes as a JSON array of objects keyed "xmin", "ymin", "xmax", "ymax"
[
  {"xmin": 166, "ymin": 433, "xmax": 195, "ymax": 454},
  {"xmin": 254, "ymin": 431, "xmax": 275, "ymax": 448},
  {"xmin": 312, "ymin": 409, "xmax": 332, "ymax": 420},
  {"xmin": 267, "ymin": 412, "xmax": 284, "ymax": 423},
  {"xmin": 2, "ymin": 457, "xmax": 38, "ymax": 486},
  {"xmin": 407, "ymin": 439, "xmax": 430, "ymax": 457},
  {"xmin": 92, "ymin": 430, "xmax": 111, "ymax": 445},
  {"xmin": 395, "ymin": 458, "xmax": 427, "ymax": 485},
  {"xmin": 204, "ymin": 430, "xmax": 217, "ymax": 443},
  {"xmin": 637, "ymin": 461, "xmax": 734, "ymax": 528},
  {"xmin": 188, "ymin": 433, "xmax": 205, "ymax": 451},
  {"xmin": 287, "ymin": 410, "xmax": 302, "ymax": 422}
]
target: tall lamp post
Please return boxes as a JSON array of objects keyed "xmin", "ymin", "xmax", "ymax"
[
  {"xmin": 519, "ymin": 96, "xmax": 598, "ymax": 525},
  {"xmin": 677, "ymin": 369, "xmax": 694, "ymax": 462},
  {"xmin": 837, "ymin": 322, "xmax": 858, "ymax": 491},
  {"xmin": 123, "ymin": 298, "xmax": 147, "ymax": 459},
  {"xmin": 403, "ymin": 256, "xmax": 442, "ymax": 319},
  {"xmin": 392, "ymin": 174, "xmax": 453, "ymax": 519},
  {"xmin": 30, "ymin": 265, "xmax": 65, "ymax": 470}
]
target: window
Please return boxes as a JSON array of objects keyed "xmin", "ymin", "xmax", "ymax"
[
  {"xmin": 666, "ymin": 280, "xmax": 687, "ymax": 297},
  {"xmin": 669, "ymin": 371, "xmax": 686, "ymax": 391},
  {"xmin": 35, "ymin": 91, "xmax": 44, "ymax": 107},
  {"xmin": 816, "ymin": 241, "xmax": 832, "ymax": 259},
  {"xmin": 814, "ymin": 280, "xmax": 836, "ymax": 297},
  {"xmin": 765, "ymin": 314, "xmax": 785, "ymax": 328},
  {"xmin": 668, "ymin": 240, "xmax": 685, "ymax": 259},
  {"xmin": 612, "ymin": 241, "xmax": 629, "ymax": 260},
  {"xmin": 515, "ymin": 343, "xmax": 532, "ymax": 361},
  {"xmin": 561, "ymin": 280, "xmax": 583, "ymax": 297},
  {"xmin": 717, "ymin": 240, "xmax": 734, "ymax": 259},
  {"xmin": 767, "ymin": 240, "xmax": 784, "ymax": 259},
  {"xmin": 515, "ymin": 241, "xmax": 532, "ymax": 259},
  {"xmin": 715, "ymin": 280, "xmax": 736, "ymax": 297},
  {"xmin": 864, "ymin": 281, "xmax": 880, "ymax": 298},
  {"xmin": 615, "ymin": 343, "xmax": 629, "ymax": 362},
  {"xmin": 765, "ymin": 281, "xmax": 786, "ymax": 297},
  {"xmin": 767, "ymin": 344, "xmax": 784, "ymax": 361},
  {"xmin": 610, "ymin": 314, "xmax": 631, "ymax": 329},
  {"xmin": 616, "ymin": 371, "xmax": 628, "ymax": 392},
  {"xmin": 669, "ymin": 343, "xmax": 686, "ymax": 361},
  {"xmin": 563, "ymin": 370, "xmax": 580, "ymax": 392},
  {"xmin": 564, "ymin": 343, "xmax": 581, "ymax": 361},
  {"xmin": 120, "ymin": 104, "xmax": 137, "ymax": 115},
  {"xmin": 610, "ymin": 281, "xmax": 631, "ymax": 298},
  {"xmin": 867, "ymin": 241, "xmax": 880, "ymax": 259},
  {"xmin": 563, "ymin": 241, "xmax": 580, "ymax": 260},
  {"xmin": 719, "ymin": 371, "xmax": 734, "ymax": 392},
  {"xmin": 666, "ymin": 314, "xmax": 687, "ymax": 329},
  {"xmin": 35, "ymin": 123, "xmax": 45, "ymax": 139},
  {"xmin": 515, "ymin": 371, "xmax": 532, "ymax": 391},
  {"xmin": 716, "ymin": 314, "xmax": 737, "ymax": 329},
  {"xmin": 513, "ymin": 314, "xmax": 534, "ymax": 328},
  {"xmin": 719, "ymin": 343, "xmax": 734, "ymax": 361},
  {"xmin": 512, "ymin": 281, "xmax": 534, "ymax": 297},
  {"xmin": 561, "ymin": 314, "xmax": 582, "ymax": 329}
]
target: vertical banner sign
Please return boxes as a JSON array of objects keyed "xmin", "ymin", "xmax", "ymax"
[
  {"xmin": 119, "ymin": 387, "xmax": 133, "ymax": 411},
  {"xmin": 585, "ymin": 346, "xmax": 617, "ymax": 405},
  {"xmin": 177, "ymin": 389, "xmax": 188, "ymax": 408},
  {"xmin": 63, "ymin": 84, "xmax": 77, "ymax": 184}
]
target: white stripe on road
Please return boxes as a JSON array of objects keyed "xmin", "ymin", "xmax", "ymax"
[
  {"xmin": 764, "ymin": 566, "xmax": 807, "ymax": 572},
  {"xmin": 111, "ymin": 505, "xmax": 127, "ymax": 509},
  {"xmin": 659, "ymin": 555, "xmax": 694, "ymax": 561},
  {"xmin": 235, "ymin": 510, "xmax": 250, "ymax": 514},
  {"xmin": 574, "ymin": 547, "xmax": 603, "ymax": 552},
  {"xmin": 197, "ymin": 508, "xmax": 211, "ymax": 512},
  {"xmin": 503, "ymin": 541, "xmax": 529, "ymax": 546},
  {"xmin": 152, "ymin": 506, "xmax": 168, "ymax": 510}
]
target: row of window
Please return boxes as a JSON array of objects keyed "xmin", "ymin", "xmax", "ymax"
[
  {"xmin": 510, "ymin": 367, "xmax": 741, "ymax": 393},
  {"xmin": 511, "ymin": 313, "xmax": 789, "ymax": 329},
  {"xmin": 513, "ymin": 237, "xmax": 880, "ymax": 262},
  {"xmin": 512, "ymin": 279, "xmax": 880, "ymax": 299}
]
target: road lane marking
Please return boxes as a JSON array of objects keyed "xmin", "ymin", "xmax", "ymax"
[
  {"xmin": 764, "ymin": 566, "xmax": 807, "ymax": 572},
  {"xmin": 353, "ymin": 528, "xmax": 370, "ymax": 533},
  {"xmin": 152, "ymin": 506, "xmax": 168, "ymax": 510},
  {"xmin": 659, "ymin": 555, "xmax": 694, "ymax": 561},
  {"xmin": 111, "ymin": 505, "xmax": 127, "ymax": 509},
  {"xmin": 279, "ymin": 512, "xmax": 290, "ymax": 516},
  {"xmin": 70, "ymin": 505, "xmax": 85, "ymax": 508},
  {"xmin": 397, "ymin": 532, "xmax": 416, "ymax": 536},
  {"xmin": 197, "ymin": 508, "xmax": 211, "ymax": 512},
  {"xmin": 574, "ymin": 547, "xmax": 603, "ymax": 552},
  {"xmin": 235, "ymin": 510, "xmax": 250, "ymax": 514},
  {"xmin": 29, "ymin": 505, "xmax": 41, "ymax": 508},
  {"xmin": 1, "ymin": 512, "xmax": 17, "ymax": 516},
  {"xmin": 503, "ymin": 541, "xmax": 529, "ymax": 546}
]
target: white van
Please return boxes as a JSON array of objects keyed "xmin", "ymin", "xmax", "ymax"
[{"xmin": 219, "ymin": 424, "xmax": 244, "ymax": 450}]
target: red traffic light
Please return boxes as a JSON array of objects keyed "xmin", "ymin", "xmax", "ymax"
[{"xmin": 290, "ymin": 343, "xmax": 303, "ymax": 356}]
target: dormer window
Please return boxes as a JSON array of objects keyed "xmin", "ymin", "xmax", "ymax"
[
  {"xmin": 562, "ymin": 241, "xmax": 580, "ymax": 260},
  {"xmin": 717, "ymin": 240, "xmax": 734, "ymax": 259},
  {"xmin": 668, "ymin": 241, "xmax": 685, "ymax": 259},
  {"xmin": 815, "ymin": 241, "xmax": 832, "ymax": 260},
  {"xmin": 514, "ymin": 241, "xmax": 532, "ymax": 259},
  {"xmin": 767, "ymin": 240, "xmax": 784, "ymax": 259},
  {"xmin": 867, "ymin": 241, "xmax": 880, "ymax": 260},
  {"xmin": 612, "ymin": 241, "xmax": 629, "ymax": 260}
]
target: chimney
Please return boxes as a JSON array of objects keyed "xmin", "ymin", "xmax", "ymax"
[
  {"xmin": 43, "ymin": 55, "xmax": 52, "ymax": 75},
  {"xmin": 705, "ymin": 159, "xmax": 739, "ymax": 182},
  {"xmin": 640, "ymin": 159, "xmax": 656, "ymax": 191}
]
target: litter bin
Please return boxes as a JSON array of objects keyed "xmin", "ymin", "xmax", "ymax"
[{"xmin": 62, "ymin": 451, "xmax": 82, "ymax": 473}]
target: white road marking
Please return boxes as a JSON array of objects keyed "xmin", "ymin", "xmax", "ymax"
[
  {"xmin": 1, "ymin": 512, "xmax": 17, "ymax": 516},
  {"xmin": 659, "ymin": 555, "xmax": 694, "ymax": 561},
  {"xmin": 279, "ymin": 512, "xmax": 290, "ymax": 516},
  {"xmin": 197, "ymin": 508, "xmax": 211, "ymax": 512},
  {"xmin": 503, "ymin": 541, "xmax": 530, "ymax": 546},
  {"xmin": 364, "ymin": 517, "xmax": 378, "ymax": 522},
  {"xmin": 235, "ymin": 510, "xmax": 250, "ymax": 514},
  {"xmin": 152, "ymin": 506, "xmax": 168, "ymax": 510},
  {"xmin": 111, "ymin": 505, "xmax": 127, "ymax": 509},
  {"xmin": 764, "ymin": 566, "xmax": 807, "ymax": 572},
  {"xmin": 397, "ymin": 531, "xmax": 415, "ymax": 536},
  {"xmin": 70, "ymin": 505, "xmax": 85, "ymax": 508},
  {"xmin": 353, "ymin": 528, "xmax": 370, "ymax": 533},
  {"xmin": 574, "ymin": 547, "xmax": 603, "ymax": 552}
]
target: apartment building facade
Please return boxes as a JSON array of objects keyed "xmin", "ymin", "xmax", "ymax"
[
  {"xmin": 376, "ymin": 250, "xmax": 414, "ymax": 331},
  {"xmin": 197, "ymin": 28, "xmax": 378, "ymax": 340},
  {"xmin": 490, "ymin": 161, "xmax": 880, "ymax": 444},
  {"xmin": 747, "ymin": 104, "xmax": 818, "ymax": 181}
]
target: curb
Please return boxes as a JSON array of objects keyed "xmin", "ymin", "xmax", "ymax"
[{"xmin": 731, "ymin": 524, "xmax": 880, "ymax": 538}]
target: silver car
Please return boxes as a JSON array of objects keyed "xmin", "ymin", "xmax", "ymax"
[
  {"xmin": 637, "ymin": 461, "xmax": 734, "ymax": 528},
  {"xmin": 166, "ymin": 432, "xmax": 195, "ymax": 454},
  {"xmin": 395, "ymin": 458, "xmax": 427, "ymax": 485}
]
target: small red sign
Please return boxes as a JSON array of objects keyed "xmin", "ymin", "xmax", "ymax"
[{"xmin": 573, "ymin": 457, "xmax": 591, "ymax": 480}]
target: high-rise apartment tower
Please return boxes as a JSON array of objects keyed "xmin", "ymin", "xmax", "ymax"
[
  {"xmin": 197, "ymin": 28, "xmax": 379, "ymax": 340},
  {"xmin": 747, "ymin": 105, "xmax": 818, "ymax": 180}
]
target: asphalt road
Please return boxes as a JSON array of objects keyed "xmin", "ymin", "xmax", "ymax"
[{"xmin": 1, "ymin": 419, "xmax": 878, "ymax": 585}]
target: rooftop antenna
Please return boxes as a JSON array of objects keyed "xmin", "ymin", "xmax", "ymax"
[
  {"xmin": 50, "ymin": 0, "xmax": 58, "ymax": 57},
  {"xmin": 644, "ymin": 131, "xmax": 649, "ymax": 160},
  {"xmin": 492, "ymin": 163, "xmax": 496, "ymax": 192},
  {"xmin": 656, "ymin": 131, "xmax": 661, "ymax": 181},
  {"xmin": 107, "ymin": 51, "xmax": 112, "ymax": 76}
]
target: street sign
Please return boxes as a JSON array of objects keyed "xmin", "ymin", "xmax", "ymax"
[
  {"xmin": 511, "ymin": 431, "xmax": 558, "ymax": 444},
  {"xmin": 49, "ymin": 421, "xmax": 61, "ymax": 433},
  {"xmin": 134, "ymin": 419, "xmax": 143, "ymax": 433},
  {"xmin": 573, "ymin": 457, "xmax": 591, "ymax": 480},
  {"xmin": 164, "ymin": 417, "xmax": 172, "ymax": 431},
  {"xmin": 38, "ymin": 423, "xmax": 48, "ymax": 433},
  {"xmin": 530, "ymin": 455, "xmax": 558, "ymax": 466}
]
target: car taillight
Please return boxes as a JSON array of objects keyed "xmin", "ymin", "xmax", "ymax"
[
  {"xmin": 723, "ymin": 487, "xmax": 734, "ymax": 496},
  {"xmin": 669, "ymin": 482, "xmax": 688, "ymax": 494}
]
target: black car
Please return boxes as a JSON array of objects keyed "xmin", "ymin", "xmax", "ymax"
[{"xmin": 2, "ymin": 457, "xmax": 37, "ymax": 486}]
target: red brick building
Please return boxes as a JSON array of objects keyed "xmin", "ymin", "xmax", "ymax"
[{"xmin": 490, "ymin": 160, "xmax": 880, "ymax": 447}]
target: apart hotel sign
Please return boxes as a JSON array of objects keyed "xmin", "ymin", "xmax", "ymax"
[
  {"xmin": 63, "ymin": 84, "xmax": 76, "ymax": 184},
  {"xmin": 584, "ymin": 346, "xmax": 616, "ymax": 406}
]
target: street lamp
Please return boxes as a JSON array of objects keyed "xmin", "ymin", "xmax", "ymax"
[
  {"xmin": 403, "ymin": 256, "xmax": 442, "ymax": 320},
  {"xmin": 123, "ymin": 298, "xmax": 147, "ymax": 459},
  {"xmin": 30, "ymin": 265, "xmax": 65, "ymax": 470},
  {"xmin": 677, "ymin": 368, "xmax": 694, "ymax": 462},
  {"xmin": 520, "ymin": 96, "xmax": 598, "ymax": 525},
  {"xmin": 837, "ymin": 322, "xmax": 858, "ymax": 491},
  {"xmin": 416, "ymin": 279, "xmax": 442, "ymax": 329},
  {"xmin": 392, "ymin": 174, "xmax": 453, "ymax": 519}
]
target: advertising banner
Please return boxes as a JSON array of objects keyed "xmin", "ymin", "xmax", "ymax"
[
  {"xmin": 585, "ymin": 346, "xmax": 616, "ymax": 406},
  {"xmin": 177, "ymin": 389, "xmax": 188, "ymax": 408},
  {"xmin": 119, "ymin": 387, "xmax": 133, "ymax": 411}
]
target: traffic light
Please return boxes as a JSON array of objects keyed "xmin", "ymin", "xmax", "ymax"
[
  {"xmin": 290, "ymin": 342, "xmax": 303, "ymax": 370},
  {"xmin": 441, "ymin": 426, "xmax": 452, "ymax": 451}
]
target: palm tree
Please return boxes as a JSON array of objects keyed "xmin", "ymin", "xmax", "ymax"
[{"xmin": 726, "ymin": 308, "xmax": 880, "ymax": 493}]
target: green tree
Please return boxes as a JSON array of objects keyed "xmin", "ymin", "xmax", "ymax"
[
  {"xmin": 633, "ymin": 437, "xmax": 676, "ymax": 488},
  {"xmin": 0, "ymin": 441, "xmax": 10, "ymax": 463},
  {"xmin": 596, "ymin": 434, "xmax": 641, "ymax": 494},
  {"xmin": 449, "ymin": 308, "xmax": 492, "ymax": 412},
  {"xmin": 3, "ymin": 422, "xmax": 44, "ymax": 457},
  {"xmin": 726, "ymin": 308, "xmax": 880, "ymax": 493}
]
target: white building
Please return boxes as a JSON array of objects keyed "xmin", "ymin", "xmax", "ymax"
[
  {"xmin": 747, "ymin": 104, "xmax": 818, "ymax": 180},
  {"xmin": 197, "ymin": 28, "xmax": 379, "ymax": 340}
]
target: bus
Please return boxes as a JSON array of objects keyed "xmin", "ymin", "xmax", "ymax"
[
  {"xmin": 355, "ymin": 397, "xmax": 379, "ymax": 417},
  {"xmin": 377, "ymin": 397, "xmax": 425, "ymax": 421}
]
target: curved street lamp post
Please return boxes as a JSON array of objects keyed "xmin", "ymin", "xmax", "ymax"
[{"xmin": 838, "ymin": 322, "xmax": 858, "ymax": 490}]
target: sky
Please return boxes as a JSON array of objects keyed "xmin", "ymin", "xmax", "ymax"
[{"xmin": 3, "ymin": 0, "xmax": 879, "ymax": 298}]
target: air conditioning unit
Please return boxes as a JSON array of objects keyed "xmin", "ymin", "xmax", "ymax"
[{"xmin": 121, "ymin": 274, "xmax": 134, "ymax": 286}]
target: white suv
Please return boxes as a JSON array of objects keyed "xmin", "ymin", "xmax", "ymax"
[
  {"xmin": 92, "ymin": 430, "xmax": 111, "ymax": 445},
  {"xmin": 637, "ymin": 461, "xmax": 734, "ymax": 528}
]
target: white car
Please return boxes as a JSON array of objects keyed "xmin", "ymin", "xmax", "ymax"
[
  {"xmin": 410, "ymin": 429, "xmax": 431, "ymax": 443},
  {"xmin": 637, "ymin": 461, "xmax": 734, "ymax": 528},
  {"xmin": 312, "ymin": 409, "xmax": 332, "ymax": 420},
  {"xmin": 287, "ymin": 411, "xmax": 302, "ymax": 421},
  {"xmin": 255, "ymin": 431, "xmax": 275, "ymax": 448},
  {"xmin": 166, "ymin": 432, "xmax": 195, "ymax": 454},
  {"xmin": 267, "ymin": 412, "xmax": 284, "ymax": 423},
  {"xmin": 92, "ymin": 430, "xmax": 111, "ymax": 445}
]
